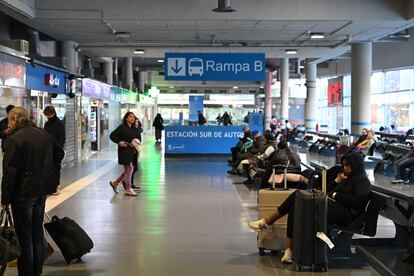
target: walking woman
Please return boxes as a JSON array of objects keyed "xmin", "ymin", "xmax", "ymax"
[
  {"xmin": 131, "ymin": 117, "xmax": 143, "ymax": 189},
  {"xmin": 109, "ymin": 112, "xmax": 139, "ymax": 196},
  {"xmin": 153, "ymin": 113, "xmax": 164, "ymax": 142}
]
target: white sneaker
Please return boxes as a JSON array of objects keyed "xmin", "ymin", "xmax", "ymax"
[
  {"xmin": 248, "ymin": 218, "xmax": 269, "ymax": 231},
  {"xmin": 281, "ymin": 248, "xmax": 293, "ymax": 264},
  {"xmin": 125, "ymin": 189, "xmax": 138, "ymax": 196}
]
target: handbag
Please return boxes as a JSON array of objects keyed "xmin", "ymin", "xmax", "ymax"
[{"xmin": 0, "ymin": 208, "xmax": 20, "ymax": 275}]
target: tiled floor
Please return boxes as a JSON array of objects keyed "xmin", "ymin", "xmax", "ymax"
[{"xmin": 4, "ymin": 140, "xmax": 386, "ymax": 275}]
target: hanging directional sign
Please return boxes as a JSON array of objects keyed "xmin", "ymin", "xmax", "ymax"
[{"xmin": 164, "ymin": 53, "xmax": 265, "ymax": 81}]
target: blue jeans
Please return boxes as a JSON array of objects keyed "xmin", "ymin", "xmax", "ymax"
[{"xmin": 11, "ymin": 196, "xmax": 47, "ymax": 276}]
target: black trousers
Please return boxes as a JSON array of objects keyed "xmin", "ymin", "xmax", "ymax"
[
  {"xmin": 131, "ymin": 153, "xmax": 138, "ymax": 185},
  {"xmin": 231, "ymin": 147, "xmax": 240, "ymax": 162},
  {"xmin": 278, "ymin": 191, "xmax": 354, "ymax": 238}
]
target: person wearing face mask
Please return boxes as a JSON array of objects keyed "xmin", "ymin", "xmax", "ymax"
[
  {"xmin": 248, "ymin": 152, "xmax": 372, "ymax": 263},
  {"xmin": 109, "ymin": 112, "xmax": 140, "ymax": 196}
]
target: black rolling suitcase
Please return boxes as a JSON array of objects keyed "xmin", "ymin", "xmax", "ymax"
[
  {"xmin": 293, "ymin": 168, "xmax": 328, "ymax": 272},
  {"xmin": 44, "ymin": 213, "xmax": 93, "ymax": 264}
]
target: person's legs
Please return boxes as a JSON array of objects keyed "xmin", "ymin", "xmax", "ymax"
[
  {"xmin": 327, "ymin": 198, "xmax": 353, "ymax": 226},
  {"xmin": 113, "ymin": 169, "xmax": 126, "ymax": 185},
  {"xmin": 230, "ymin": 147, "xmax": 239, "ymax": 162},
  {"xmin": 131, "ymin": 154, "xmax": 138, "ymax": 186},
  {"xmin": 123, "ymin": 163, "xmax": 134, "ymax": 190},
  {"xmin": 248, "ymin": 191, "xmax": 296, "ymax": 229},
  {"xmin": 12, "ymin": 199, "xmax": 36, "ymax": 276},
  {"xmin": 32, "ymin": 196, "xmax": 47, "ymax": 276},
  {"xmin": 396, "ymin": 157, "xmax": 414, "ymax": 182},
  {"xmin": 394, "ymin": 158, "xmax": 404, "ymax": 180}
]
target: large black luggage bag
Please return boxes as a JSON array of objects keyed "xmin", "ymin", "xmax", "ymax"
[
  {"xmin": 44, "ymin": 215, "xmax": 93, "ymax": 264},
  {"xmin": 293, "ymin": 168, "xmax": 328, "ymax": 272}
]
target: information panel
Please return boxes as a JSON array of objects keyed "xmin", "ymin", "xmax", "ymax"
[
  {"xmin": 164, "ymin": 53, "xmax": 265, "ymax": 81},
  {"xmin": 165, "ymin": 126, "xmax": 243, "ymax": 154}
]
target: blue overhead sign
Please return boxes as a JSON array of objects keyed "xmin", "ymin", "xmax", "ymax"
[
  {"xmin": 164, "ymin": 53, "xmax": 265, "ymax": 81},
  {"xmin": 165, "ymin": 125, "xmax": 243, "ymax": 154}
]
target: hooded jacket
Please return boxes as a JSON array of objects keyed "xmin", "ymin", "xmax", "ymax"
[{"xmin": 330, "ymin": 152, "xmax": 372, "ymax": 215}]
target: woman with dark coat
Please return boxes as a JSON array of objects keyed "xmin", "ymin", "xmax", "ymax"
[
  {"xmin": 259, "ymin": 141, "xmax": 301, "ymax": 189},
  {"xmin": 109, "ymin": 112, "xmax": 139, "ymax": 196},
  {"xmin": 153, "ymin": 113, "xmax": 164, "ymax": 142},
  {"xmin": 131, "ymin": 117, "xmax": 143, "ymax": 189},
  {"xmin": 249, "ymin": 152, "xmax": 372, "ymax": 263}
]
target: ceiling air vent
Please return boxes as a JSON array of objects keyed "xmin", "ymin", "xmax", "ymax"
[{"xmin": 212, "ymin": 0, "xmax": 236, "ymax": 12}]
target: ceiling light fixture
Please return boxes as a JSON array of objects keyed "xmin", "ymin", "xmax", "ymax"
[
  {"xmin": 310, "ymin": 33, "xmax": 325, "ymax": 39},
  {"xmin": 133, "ymin": 49, "xmax": 145, "ymax": 54},
  {"xmin": 114, "ymin": 32, "xmax": 130, "ymax": 38},
  {"xmin": 212, "ymin": 0, "xmax": 236, "ymax": 12},
  {"xmin": 157, "ymin": 59, "xmax": 164, "ymax": 63},
  {"xmin": 285, "ymin": 49, "xmax": 297, "ymax": 55}
]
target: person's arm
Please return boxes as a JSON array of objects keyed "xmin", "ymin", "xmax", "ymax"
[
  {"xmin": 334, "ymin": 178, "xmax": 371, "ymax": 209},
  {"xmin": 110, "ymin": 125, "xmax": 123, "ymax": 144},
  {"xmin": 1, "ymin": 137, "xmax": 20, "ymax": 206}
]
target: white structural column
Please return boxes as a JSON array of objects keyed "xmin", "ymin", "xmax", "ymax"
[
  {"xmin": 61, "ymin": 41, "xmax": 76, "ymax": 72},
  {"xmin": 280, "ymin": 58, "xmax": 289, "ymax": 126},
  {"xmin": 104, "ymin": 59, "xmax": 113, "ymax": 85},
  {"xmin": 125, "ymin": 57, "xmax": 133, "ymax": 90},
  {"xmin": 351, "ymin": 42, "xmax": 372, "ymax": 135},
  {"xmin": 264, "ymin": 71, "xmax": 273, "ymax": 129},
  {"xmin": 113, "ymin": 58, "xmax": 118, "ymax": 84},
  {"xmin": 305, "ymin": 60, "xmax": 317, "ymax": 131}
]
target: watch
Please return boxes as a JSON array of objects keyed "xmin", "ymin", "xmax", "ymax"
[{"xmin": 332, "ymin": 192, "xmax": 337, "ymax": 199}]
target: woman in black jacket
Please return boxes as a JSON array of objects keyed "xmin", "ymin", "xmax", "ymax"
[
  {"xmin": 153, "ymin": 113, "xmax": 164, "ymax": 142},
  {"xmin": 109, "ymin": 112, "xmax": 139, "ymax": 196},
  {"xmin": 259, "ymin": 141, "xmax": 301, "ymax": 189},
  {"xmin": 249, "ymin": 152, "xmax": 372, "ymax": 263}
]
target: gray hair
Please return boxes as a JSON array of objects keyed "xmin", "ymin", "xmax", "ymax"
[{"xmin": 8, "ymin": 106, "xmax": 29, "ymax": 125}]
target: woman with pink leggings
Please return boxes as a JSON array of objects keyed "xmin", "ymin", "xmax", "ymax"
[{"xmin": 109, "ymin": 112, "xmax": 139, "ymax": 196}]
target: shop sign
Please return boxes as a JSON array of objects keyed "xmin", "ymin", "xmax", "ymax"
[
  {"xmin": 82, "ymin": 78, "xmax": 111, "ymax": 100},
  {"xmin": 120, "ymin": 90, "xmax": 137, "ymax": 104},
  {"xmin": 26, "ymin": 63, "xmax": 66, "ymax": 93},
  {"xmin": 328, "ymin": 77, "xmax": 343, "ymax": 107},
  {"xmin": 110, "ymin": 86, "xmax": 122, "ymax": 101},
  {"xmin": 45, "ymin": 73, "xmax": 60, "ymax": 87},
  {"xmin": 0, "ymin": 53, "xmax": 25, "ymax": 88},
  {"xmin": 139, "ymin": 94, "xmax": 155, "ymax": 105}
]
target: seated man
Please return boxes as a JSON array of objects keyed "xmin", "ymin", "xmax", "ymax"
[
  {"xmin": 259, "ymin": 141, "xmax": 301, "ymax": 189},
  {"xmin": 248, "ymin": 152, "xmax": 372, "ymax": 263},
  {"xmin": 391, "ymin": 141, "xmax": 414, "ymax": 184},
  {"xmin": 229, "ymin": 126, "xmax": 252, "ymax": 164},
  {"xmin": 228, "ymin": 130, "xmax": 266, "ymax": 175},
  {"xmin": 237, "ymin": 130, "xmax": 276, "ymax": 183}
]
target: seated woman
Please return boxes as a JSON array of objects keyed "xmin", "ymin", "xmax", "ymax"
[
  {"xmin": 248, "ymin": 152, "xmax": 372, "ymax": 263},
  {"xmin": 259, "ymin": 141, "xmax": 301, "ymax": 189},
  {"xmin": 354, "ymin": 129, "xmax": 375, "ymax": 155},
  {"xmin": 391, "ymin": 141, "xmax": 414, "ymax": 184}
]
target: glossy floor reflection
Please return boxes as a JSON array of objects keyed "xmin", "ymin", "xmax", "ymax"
[{"xmin": 5, "ymin": 140, "xmax": 381, "ymax": 275}]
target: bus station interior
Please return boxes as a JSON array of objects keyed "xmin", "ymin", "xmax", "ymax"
[{"xmin": 1, "ymin": 0, "xmax": 414, "ymax": 275}]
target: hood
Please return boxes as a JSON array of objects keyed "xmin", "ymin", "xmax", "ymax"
[{"xmin": 342, "ymin": 152, "xmax": 366, "ymax": 178}]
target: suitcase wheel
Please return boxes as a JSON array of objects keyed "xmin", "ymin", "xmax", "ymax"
[
  {"xmin": 258, "ymin": 248, "xmax": 265, "ymax": 256},
  {"xmin": 296, "ymin": 265, "xmax": 303, "ymax": 272}
]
